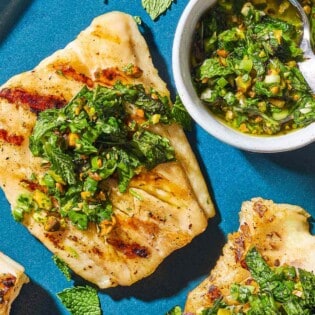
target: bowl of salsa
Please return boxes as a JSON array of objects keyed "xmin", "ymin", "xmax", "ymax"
[{"xmin": 173, "ymin": 0, "xmax": 315, "ymax": 152}]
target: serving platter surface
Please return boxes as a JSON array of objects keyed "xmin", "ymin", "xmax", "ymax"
[{"xmin": 0, "ymin": 1, "xmax": 315, "ymax": 314}]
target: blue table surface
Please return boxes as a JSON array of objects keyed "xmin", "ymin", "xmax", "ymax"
[{"xmin": 0, "ymin": 1, "xmax": 315, "ymax": 314}]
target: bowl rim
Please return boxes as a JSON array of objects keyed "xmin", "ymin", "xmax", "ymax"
[{"xmin": 172, "ymin": 0, "xmax": 315, "ymax": 153}]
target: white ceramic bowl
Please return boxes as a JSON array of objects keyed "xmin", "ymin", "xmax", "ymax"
[{"xmin": 172, "ymin": 0, "xmax": 315, "ymax": 153}]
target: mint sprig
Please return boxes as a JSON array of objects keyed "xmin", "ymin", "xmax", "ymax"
[
  {"xmin": 142, "ymin": 0, "xmax": 174, "ymax": 20},
  {"xmin": 57, "ymin": 286, "xmax": 101, "ymax": 315}
]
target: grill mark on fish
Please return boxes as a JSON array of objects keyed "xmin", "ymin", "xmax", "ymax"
[
  {"xmin": 206, "ymin": 285, "xmax": 222, "ymax": 303},
  {"xmin": 0, "ymin": 87, "xmax": 66, "ymax": 113},
  {"xmin": 94, "ymin": 67, "xmax": 129, "ymax": 86},
  {"xmin": 55, "ymin": 65, "xmax": 94, "ymax": 87},
  {"xmin": 54, "ymin": 64, "xmax": 139, "ymax": 88},
  {"xmin": 0, "ymin": 129, "xmax": 24, "ymax": 146},
  {"xmin": 44, "ymin": 232, "xmax": 65, "ymax": 250},
  {"xmin": 124, "ymin": 217, "xmax": 160, "ymax": 240},
  {"xmin": 91, "ymin": 246, "xmax": 104, "ymax": 258},
  {"xmin": 106, "ymin": 237, "xmax": 149, "ymax": 258},
  {"xmin": 0, "ymin": 66, "xmax": 138, "ymax": 115}
]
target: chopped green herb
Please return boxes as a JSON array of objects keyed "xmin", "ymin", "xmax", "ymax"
[
  {"xmin": 52, "ymin": 255, "xmax": 71, "ymax": 281},
  {"xmin": 15, "ymin": 82, "xmax": 180, "ymax": 231},
  {"xmin": 202, "ymin": 247, "xmax": 315, "ymax": 314},
  {"xmin": 12, "ymin": 193, "xmax": 35, "ymax": 221},
  {"xmin": 192, "ymin": 1, "xmax": 315, "ymax": 135},
  {"xmin": 201, "ymin": 298, "xmax": 226, "ymax": 315},
  {"xmin": 57, "ymin": 286, "xmax": 101, "ymax": 315},
  {"xmin": 171, "ymin": 95, "xmax": 192, "ymax": 131}
]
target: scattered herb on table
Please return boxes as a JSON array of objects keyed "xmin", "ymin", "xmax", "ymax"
[
  {"xmin": 13, "ymin": 81, "xmax": 187, "ymax": 232},
  {"xmin": 172, "ymin": 95, "xmax": 192, "ymax": 131},
  {"xmin": 192, "ymin": 1, "xmax": 315, "ymax": 135},
  {"xmin": 142, "ymin": 0, "xmax": 174, "ymax": 20},
  {"xmin": 52, "ymin": 255, "xmax": 72, "ymax": 281},
  {"xmin": 57, "ymin": 286, "xmax": 101, "ymax": 315},
  {"xmin": 106, "ymin": 0, "xmax": 174, "ymax": 20}
]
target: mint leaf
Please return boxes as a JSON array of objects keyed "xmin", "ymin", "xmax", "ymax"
[
  {"xmin": 52, "ymin": 255, "xmax": 71, "ymax": 281},
  {"xmin": 171, "ymin": 95, "xmax": 192, "ymax": 131},
  {"xmin": 44, "ymin": 142, "xmax": 76, "ymax": 185},
  {"xmin": 57, "ymin": 286, "xmax": 101, "ymax": 315},
  {"xmin": 141, "ymin": 0, "xmax": 174, "ymax": 20},
  {"xmin": 132, "ymin": 130, "xmax": 175, "ymax": 169}
]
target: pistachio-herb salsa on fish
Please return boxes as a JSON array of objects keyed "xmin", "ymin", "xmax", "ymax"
[
  {"xmin": 191, "ymin": 0, "xmax": 315, "ymax": 135},
  {"xmin": 13, "ymin": 82, "xmax": 188, "ymax": 232},
  {"xmin": 200, "ymin": 247, "xmax": 315, "ymax": 314},
  {"xmin": 168, "ymin": 247, "xmax": 315, "ymax": 314}
]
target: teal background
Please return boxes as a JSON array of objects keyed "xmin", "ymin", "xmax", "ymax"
[{"xmin": 0, "ymin": 1, "xmax": 314, "ymax": 314}]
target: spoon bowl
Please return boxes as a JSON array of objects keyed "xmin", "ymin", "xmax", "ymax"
[{"xmin": 289, "ymin": 0, "xmax": 315, "ymax": 92}]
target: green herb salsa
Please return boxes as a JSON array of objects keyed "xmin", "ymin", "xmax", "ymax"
[
  {"xmin": 13, "ymin": 82, "xmax": 190, "ymax": 232},
  {"xmin": 167, "ymin": 247, "xmax": 315, "ymax": 315},
  {"xmin": 191, "ymin": 0, "xmax": 315, "ymax": 135}
]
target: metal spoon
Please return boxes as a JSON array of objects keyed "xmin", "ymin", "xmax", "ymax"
[{"xmin": 288, "ymin": 0, "xmax": 315, "ymax": 92}]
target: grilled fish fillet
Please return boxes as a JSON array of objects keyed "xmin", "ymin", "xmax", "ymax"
[
  {"xmin": 185, "ymin": 197, "xmax": 315, "ymax": 314},
  {"xmin": 0, "ymin": 12, "xmax": 215, "ymax": 288},
  {"xmin": 0, "ymin": 252, "xmax": 28, "ymax": 315}
]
